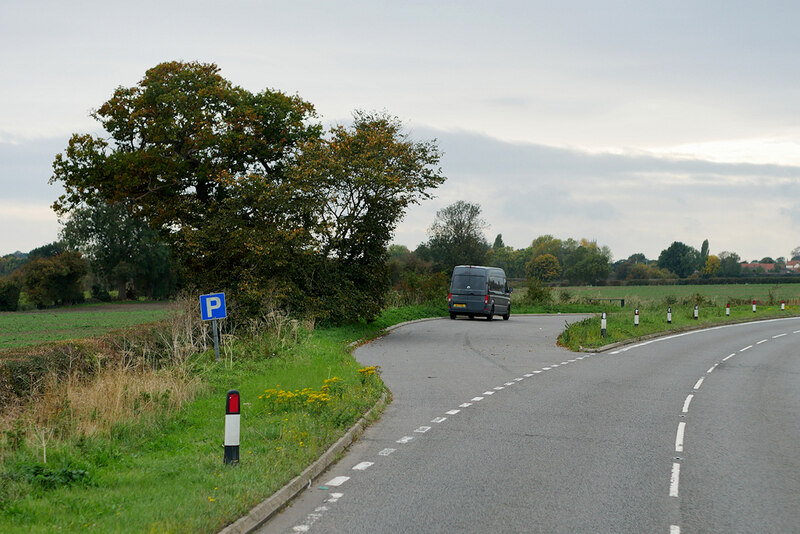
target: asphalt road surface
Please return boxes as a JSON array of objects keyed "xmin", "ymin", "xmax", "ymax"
[{"xmin": 260, "ymin": 314, "xmax": 800, "ymax": 533}]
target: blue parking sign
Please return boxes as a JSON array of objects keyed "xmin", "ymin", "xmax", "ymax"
[{"xmin": 200, "ymin": 293, "xmax": 227, "ymax": 321}]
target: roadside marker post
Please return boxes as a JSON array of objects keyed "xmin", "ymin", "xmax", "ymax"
[
  {"xmin": 601, "ymin": 312, "xmax": 607, "ymax": 338},
  {"xmin": 752, "ymin": 300, "xmax": 757, "ymax": 313},
  {"xmin": 200, "ymin": 293, "xmax": 227, "ymax": 362},
  {"xmin": 667, "ymin": 306, "xmax": 672, "ymax": 324},
  {"xmin": 693, "ymin": 305, "xmax": 699, "ymax": 320},
  {"xmin": 634, "ymin": 308, "xmax": 639, "ymax": 327},
  {"xmin": 224, "ymin": 390, "xmax": 240, "ymax": 465},
  {"xmin": 782, "ymin": 300, "xmax": 786, "ymax": 311},
  {"xmin": 726, "ymin": 303, "xmax": 730, "ymax": 316}
]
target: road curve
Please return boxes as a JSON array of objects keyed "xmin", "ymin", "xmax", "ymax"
[{"xmin": 261, "ymin": 315, "xmax": 800, "ymax": 533}]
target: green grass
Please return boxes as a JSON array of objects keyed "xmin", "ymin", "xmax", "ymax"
[
  {"xmin": 0, "ymin": 304, "xmax": 447, "ymax": 533},
  {"xmin": 0, "ymin": 303, "xmax": 170, "ymax": 349},
  {"xmin": 559, "ymin": 302, "xmax": 800, "ymax": 350}
]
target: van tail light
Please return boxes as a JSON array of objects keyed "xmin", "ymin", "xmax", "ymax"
[
  {"xmin": 484, "ymin": 294, "xmax": 489, "ymax": 304},
  {"xmin": 448, "ymin": 293, "xmax": 452, "ymax": 303}
]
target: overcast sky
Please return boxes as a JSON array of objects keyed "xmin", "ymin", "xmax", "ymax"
[{"xmin": 2, "ymin": 1, "xmax": 798, "ymax": 261}]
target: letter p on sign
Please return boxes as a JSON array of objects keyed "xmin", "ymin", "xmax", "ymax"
[{"xmin": 200, "ymin": 293, "xmax": 227, "ymax": 321}]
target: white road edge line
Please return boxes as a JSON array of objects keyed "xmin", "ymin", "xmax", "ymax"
[
  {"xmin": 740, "ymin": 345, "xmax": 753, "ymax": 352},
  {"xmin": 675, "ymin": 422, "xmax": 686, "ymax": 452},
  {"xmin": 671, "ymin": 525, "xmax": 681, "ymax": 534},
  {"xmin": 722, "ymin": 353, "xmax": 735, "ymax": 362},
  {"xmin": 682, "ymin": 394, "xmax": 693, "ymax": 413},
  {"xmin": 670, "ymin": 463, "xmax": 681, "ymax": 497},
  {"xmin": 773, "ymin": 333, "xmax": 787, "ymax": 338},
  {"xmin": 756, "ymin": 339, "xmax": 768, "ymax": 345}
]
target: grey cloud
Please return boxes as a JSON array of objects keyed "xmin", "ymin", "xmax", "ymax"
[{"xmin": 0, "ymin": 137, "xmax": 68, "ymax": 202}]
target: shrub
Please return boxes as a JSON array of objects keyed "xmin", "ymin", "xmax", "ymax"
[
  {"xmin": 0, "ymin": 279, "xmax": 21, "ymax": 311},
  {"xmin": 524, "ymin": 279, "xmax": 553, "ymax": 304}
]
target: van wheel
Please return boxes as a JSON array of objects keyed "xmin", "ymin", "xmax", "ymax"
[
  {"xmin": 468, "ymin": 314, "xmax": 475, "ymax": 320},
  {"xmin": 487, "ymin": 306, "xmax": 494, "ymax": 320},
  {"xmin": 503, "ymin": 306, "xmax": 510, "ymax": 320},
  {"xmin": 450, "ymin": 313, "xmax": 456, "ymax": 320}
]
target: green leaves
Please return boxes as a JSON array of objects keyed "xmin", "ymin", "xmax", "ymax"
[{"xmin": 50, "ymin": 63, "xmax": 445, "ymax": 323}]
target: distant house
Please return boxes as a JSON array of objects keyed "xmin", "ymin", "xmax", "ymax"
[
  {"xmin": 741, "ymin": 262, "xmax": 776, "ymax": 273},
  {"xmin": 787, "ymin": 260, "xmax": 800, "ymax": 272}
]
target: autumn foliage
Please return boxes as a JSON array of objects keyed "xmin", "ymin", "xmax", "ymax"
[{"xmin": 51, "ymin": 61, "xmax": 445, "ymax": 321}]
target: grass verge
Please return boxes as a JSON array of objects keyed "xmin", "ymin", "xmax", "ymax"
[
  {"xmin": 559, "ymin": 303, "xmax": 800, "ymax": 350},
  {"xmin": 0, "ymin": 303, "xmax": 444, "ymax": 533}
]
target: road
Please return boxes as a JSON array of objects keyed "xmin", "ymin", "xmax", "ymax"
[{"xmin": 261, "ymin": 314, "xmax": 800, "ymax": 533}]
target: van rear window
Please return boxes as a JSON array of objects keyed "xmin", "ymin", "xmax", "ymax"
[{"xmin": 451, "ymin": 274, "xmax": 486, "ymax": 290}]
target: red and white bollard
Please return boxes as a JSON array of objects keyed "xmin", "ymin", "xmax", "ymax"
[
  {"xmin": 224, "ymin": 390, "xmax": 240, "ymax": 465},
  {"xmin": 634, "ymin": 308, "xmax": 639, "ymax": 327},
  {"xmin": 601, "ymin": 312, "xmax": 607, "ymax": 338},
  {"xmin": 693, "ymin": 305, "xmax": 699, "ymax": 320},
  {"xmin": 726, "ymin": 303, "xmax": 730, "ymax": 316},
  {"xmin": 752, "ymin": 300, "xmax": 757, "ymax": 313},
  {"xmin": 782, "ymin": 300, "xmax": 786, "ymax": 311},
  {"xmin": 667, "ymin": 306, "xmax": 672, "ymax": 324}
]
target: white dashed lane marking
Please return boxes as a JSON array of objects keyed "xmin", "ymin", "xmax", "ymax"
[
  {"xmin": 325, "ymin": 476, "xmax": 350, "ymax": 487},
  {"xmin": 682, "ymin": 395, "xmax": 693, "ymax": 413},
  {"xmin": 471, "ymin": 397, "xmax": 484, "ymax": 402},
  {"xmin": 669, "ymin": 463, "xmax": 681, "ymax": 497},
  {"xmin": 445, "ymin": 409, "xmax": 460, "ymax": 415},
  {"xmin": 707, "ymin": 364, "xmax": 717, "ymax": 373},
  {"xmin": 675, "ymin": 422, "xmax": 686, "ymax": 452},
  {"xmin": 352, "ymin": 462, "xmax": 373, "ymax": 471},
  {"xmin": 431, "ymin": 417, "xmax": 447, "ymax": 424},
  {"xmin": 756, "ymin": 339, "xmax": 768, "ymax": 345},
  {"xmin": 773, "ymin": 333, "xmax": 787, "ymax": 339},
  {"xmin": 414, "ymin": 426, "xmax": 431, "ymax": 433},
  {"xmin": 459, "ymin": 402, "xmax": 473, "ymax": 408},
  {"xmin": 693, "ymin": 377, "xmax": 704, "ymax": 390},
  {"xmin": 740, "ymin": 345, "xmax": 753, "ymax": 352},
  {"xmin": 378, "ymin": 448, "xmax": 395, "ymax": 456},
  {"xmin": 722, "ymin": 353, "xmax": 735, "ymax": 362}
]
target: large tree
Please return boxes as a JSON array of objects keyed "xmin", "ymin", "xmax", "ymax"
[
  {"xmin": 60, "ymin": 202, "xmax": 174, "ymax": 299},
  {"xmin": 288, "ymin": 111, "xmax": 445, "ymax": 320},
  {"xmin": 50, "ymin": 61, "xmax": 321, "ymax": 294},
  {"xmin": 425, "ymin": 201, "xmax": 490, "ymax": 273},
  {"xmin": 562, "ymin": 240, "xmax": 611, "ymax": 285},
  {"xmin": 658, "ymin": 241, "xmax": 699, "ymax": 278}
]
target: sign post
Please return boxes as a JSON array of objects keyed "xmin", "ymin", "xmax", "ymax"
[{"xmin": 200, "ymin": 293, "xmax": 227, "ymax": 362}]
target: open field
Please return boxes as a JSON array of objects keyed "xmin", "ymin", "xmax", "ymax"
[{"xmin": 0, "ymin": 303, "xmax": 170, "ymax": 349}]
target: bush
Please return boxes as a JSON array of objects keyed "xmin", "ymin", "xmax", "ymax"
[
  {"xmin": 0, "ymin": 279, "xmax": 21, "ymax": 311},
  {"xmin": 524, "ymin": 279, "xmax": 553, "ymax": 304},
  {"xmin": 90, "ymin": 284, "xmax": 112, "ymax": 303}
]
